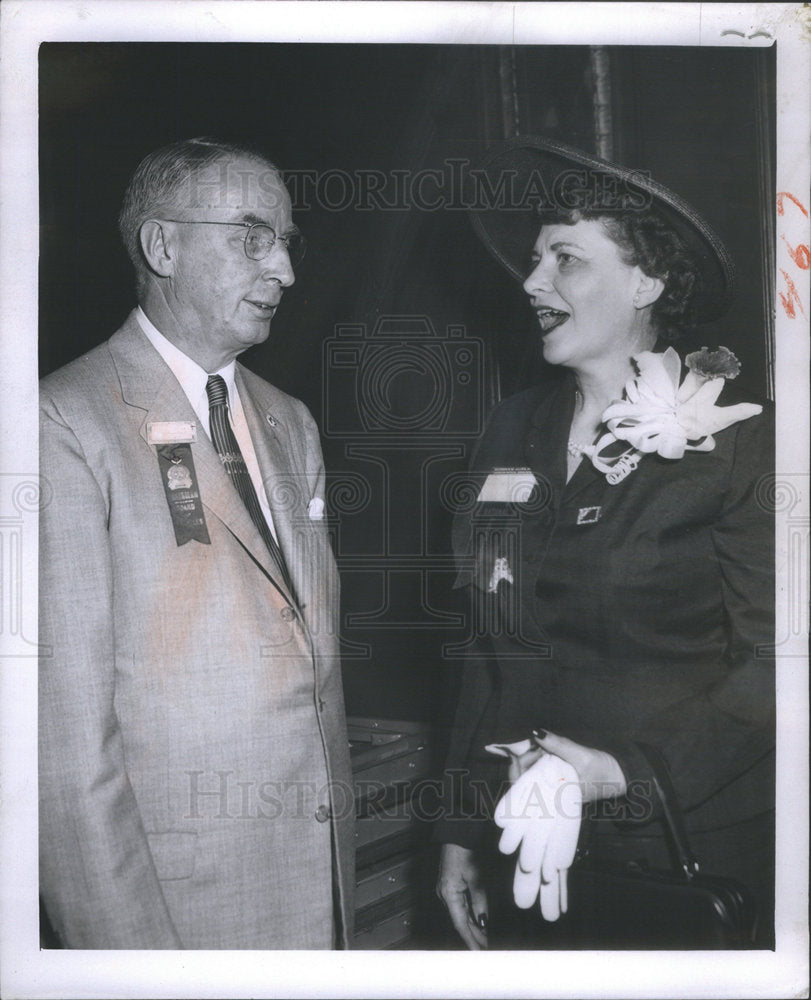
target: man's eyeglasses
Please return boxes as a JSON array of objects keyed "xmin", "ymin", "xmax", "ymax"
[{"xmin": 160, "ymin": 220, "xmax": 306, "ymax": 265}]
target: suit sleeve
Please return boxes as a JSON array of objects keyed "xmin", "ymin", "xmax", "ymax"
[
  {"xmin": 432, "ymin": 423, "xmax": 510, "ymax": 851},
  {"xmin": 431, "ymin": 636, "xmax": 503, "ymax": 850},
  {"xmin": 602, "ymin": 406, "xmax": 775, "ymax": 817},
  {"xmin": 39, "ymin": 394, "xmax": 182, "ymax": 948}
]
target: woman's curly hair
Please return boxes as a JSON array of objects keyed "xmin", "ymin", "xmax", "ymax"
[{"xmin": 542, "ymin": 208, "xmax": 704, "ymax": 341}]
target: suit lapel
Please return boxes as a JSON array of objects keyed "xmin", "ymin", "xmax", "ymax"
[
  {"xmin": 524, "ymin": 377, "xmax": 570, "ymax": 503},
  {"xmin": 108, "ymin": 315, "xmax": 294, "ymax": 602},
  {"xmin": 563, "ymin": 444, "xmax": 606, "ymax": 501},
  {"xmin": 236, "ymin": 368, "xmax": 309, "ymax": 609},
  {"xmin": 523, "ymin": 373, "xmax": 608, "ymax": 504}
]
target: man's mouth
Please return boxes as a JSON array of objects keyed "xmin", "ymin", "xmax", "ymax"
[
  {"xmin": 246, "ymin": 299, "xmax": 278, "ymax": 316},
  {"xmin": 535, "ymin": 308, "xmax": 569, "ymax": 334}
]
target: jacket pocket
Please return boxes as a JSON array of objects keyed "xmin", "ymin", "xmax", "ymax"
[{"xmin": 146, "ymin": 831, "xmax": 197, "ymax": 881}]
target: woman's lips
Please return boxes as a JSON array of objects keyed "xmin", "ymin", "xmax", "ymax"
[{"xmin": 535, "ymin": 307, "xmax": 569, "ymax": 333}]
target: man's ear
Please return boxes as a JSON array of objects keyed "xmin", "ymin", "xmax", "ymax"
[
  {"xmin": 634, "ymin": 270, "xmax": 665, "ymax": 309},
  {"xmin": 139, "ymin": 220, "xmax": 177, "ymax": 278}
]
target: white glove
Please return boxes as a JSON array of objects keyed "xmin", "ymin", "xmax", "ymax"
[
  {"xmin": 539, "ymin": 767, "xmax": 581, "ymax": 920},
  {"xmin": 489, "ymin": 746, "xmax": 582, "ymax": 920}
]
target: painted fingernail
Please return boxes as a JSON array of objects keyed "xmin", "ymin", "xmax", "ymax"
[
  {"xmin": 532, "ymin": 729, "xmax": 548, "ymax": 740},
  {"xmin": 477, "ymin": 912, "xmax": 488, "ymax": 929}
]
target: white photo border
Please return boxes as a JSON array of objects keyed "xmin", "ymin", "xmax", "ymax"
[{"xmin": 1, "ymin": 3, "xmax": 808, "ymax": 998}]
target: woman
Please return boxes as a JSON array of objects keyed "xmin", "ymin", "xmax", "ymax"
[{"xmin": 434, "ymin": 137, "xmax": 774, "ymax": 949}]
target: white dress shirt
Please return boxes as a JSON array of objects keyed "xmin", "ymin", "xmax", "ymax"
[{"xmin": 136, "ymin": 306, "xmax": 279, "ymax": 540}]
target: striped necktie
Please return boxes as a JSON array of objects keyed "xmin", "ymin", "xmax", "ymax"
[{"xmin": 205, "ymin": 375, "xmax": 298, "ymax": 606}]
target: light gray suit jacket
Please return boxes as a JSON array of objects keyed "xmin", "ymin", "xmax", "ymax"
[{"xmin": 39, "ymin": 312, "xmax": 354, "ymax": 949}]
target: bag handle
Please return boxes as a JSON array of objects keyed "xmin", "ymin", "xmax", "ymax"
[{"xmin": 635, "ymin": 742, "xmax": 700, "ymax": 881}]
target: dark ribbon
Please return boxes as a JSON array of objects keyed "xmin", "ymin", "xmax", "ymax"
[{"xmin": 156, "ymin": 443, "xmax": 211, "ymax": 546}]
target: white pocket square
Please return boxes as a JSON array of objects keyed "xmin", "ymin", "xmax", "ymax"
[{"xmin": 308, "ymin": 497, "xmax": 325, "ymax": 520}]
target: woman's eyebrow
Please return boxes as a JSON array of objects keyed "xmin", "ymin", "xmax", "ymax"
[{"xmin": 548, "ymin": 240, "xmax": 587, "ymax": 252}]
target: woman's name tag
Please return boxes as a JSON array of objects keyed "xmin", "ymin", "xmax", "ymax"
[{"xmin": 477, "ymin": 467, "xmax": 537, "ymax": 503}]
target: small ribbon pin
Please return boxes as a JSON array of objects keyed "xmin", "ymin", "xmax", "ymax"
[{"xmin": 488, "ymin": 556, "xmax": 514, "ymax": 593}]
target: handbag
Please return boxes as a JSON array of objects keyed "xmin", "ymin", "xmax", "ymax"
[{"xmin": 564, "ymin": 743, "xmax": 760, "ymax": 949}]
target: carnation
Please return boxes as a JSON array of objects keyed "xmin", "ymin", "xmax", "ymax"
[{"xmin": 685, "ymin": 346, "xmax": 741, "ymax": 380}]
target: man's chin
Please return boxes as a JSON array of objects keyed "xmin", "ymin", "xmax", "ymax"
[
  {"xmin": 246, "ymin": 325, "xmax": 273, "ymax": 346},
  {"xmin": 245, "ymin": 312, "xmax": 275, "ymax": 334}
]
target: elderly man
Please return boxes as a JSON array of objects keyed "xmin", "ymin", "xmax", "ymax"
[{"xmin": 39, "ymin": 137, "xmax": 354, "ymax": 949}]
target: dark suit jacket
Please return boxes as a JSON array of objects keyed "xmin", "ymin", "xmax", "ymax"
[{"xmin": 435, "ymin": 367, "xmax": 774, "ymax": 867}]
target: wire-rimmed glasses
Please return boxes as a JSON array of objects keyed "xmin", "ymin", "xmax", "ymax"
[{"xmin": 159, "ymin": 219, "xmax": 306, "ymax": 265}]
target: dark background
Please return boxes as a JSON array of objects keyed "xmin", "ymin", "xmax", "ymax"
[{"xmin": 39, "ymin": 43, "xmax": 775, "ymax": 730}]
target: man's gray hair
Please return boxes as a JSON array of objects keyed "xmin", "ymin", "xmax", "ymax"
[{"xmin": 118, "ymin": 137, "xmax": 279, "ymax": 290}]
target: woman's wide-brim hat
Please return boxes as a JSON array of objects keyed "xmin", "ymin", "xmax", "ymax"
[{"xmin": 469, "ymin": 135, "xmax": 734, "ymax": 322}]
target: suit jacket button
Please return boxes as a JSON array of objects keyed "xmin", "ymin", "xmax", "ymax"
[
  {"xmin": 280, "ymin": 606, "xmax": 295, "ymax": 621},
  {"xmin": 315, "ymin": 804, "xmax": 331, "ymax": 822}
]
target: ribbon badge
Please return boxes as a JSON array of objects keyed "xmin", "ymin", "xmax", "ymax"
[
  {"xmin": 166, "ymin": 464, "xmax": 193, "ymax": 491},
  {"xmin": 155, "ymin": 442, "xmax": 211, "ymax": 546}
]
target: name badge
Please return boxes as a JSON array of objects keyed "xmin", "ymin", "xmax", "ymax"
[
  {"xmin": 148, "ymin": 421, "xmax": 197, "ymax": 445},
  {"xmin": 477, "ymin": 467, "xmax": 537, "ymax": 503},
  {"xmin": 155, "ymin": 443, "xmax": 210, "ymax": 546}
]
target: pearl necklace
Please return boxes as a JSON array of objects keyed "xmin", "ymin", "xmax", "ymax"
[{"xmin": 568, "ymin": 389, "xmax": 593, "ymax": 457}]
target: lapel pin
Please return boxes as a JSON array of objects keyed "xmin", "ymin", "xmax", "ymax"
[
  {"xmin": 576, "ymin": 506, "xmax": 602, "ymax": 525},
  {"xmin": 266, "ymin": 414, "xmax": 277, "ymax": 427},
  {"xmin": 487, "ymin": 556, "xmax": 514, "ymax": 593}
]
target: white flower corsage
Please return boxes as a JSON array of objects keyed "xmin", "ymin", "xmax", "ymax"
[{"xmin": 583, "ymin": 347, "xmax": 763, "ymax": 484}]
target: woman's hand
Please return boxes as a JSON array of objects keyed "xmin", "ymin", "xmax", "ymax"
[
  {"xmin": 532, "ymin": 729, "xmax": 627, "ymax": 803},
  {"xmin": 486, "ymin": 733, "xmax": 626, "ymax": 802},
  {"xmin": 436, "ymin": 843, "xmax": 488, "ymax": 949},
  {"xmin": 485, "ymin": 737, "xmax": 544, "ymax": 782}
]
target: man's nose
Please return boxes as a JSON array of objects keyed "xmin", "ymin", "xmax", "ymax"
[{"xmin": 261, "ymin": 242, "xmax": 295, "ymax": 287}]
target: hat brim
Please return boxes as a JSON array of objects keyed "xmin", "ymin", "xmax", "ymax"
[{"xmin": 469, "ymin": 136, "xmax": 734, "ymax": 323}]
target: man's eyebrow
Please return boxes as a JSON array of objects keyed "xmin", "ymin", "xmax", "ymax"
[
  {"xmin": 235, "ymin": 212, "xmax": 299, "ymax": 236},
  {"xmin": 239, "ymin": 212, "xmax": 267, "ymax": 226}
]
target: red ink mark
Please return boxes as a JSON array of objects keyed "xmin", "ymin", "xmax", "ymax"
[
  {"xmin": 781, "ymin": 235, "xmax": 811, "ymax": 270},
  {"xmin": 777, "ymin": 193, "xmax": 809, "ymax": 319},
  {"xmin": 779, "ymin": 269, "xmax": 806, "ymax": 319},
  {"xmin": 777, "ymin": 192, "xmax": 809, "ymax": 217}
]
